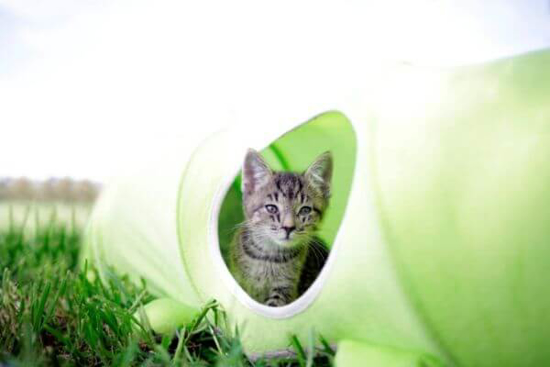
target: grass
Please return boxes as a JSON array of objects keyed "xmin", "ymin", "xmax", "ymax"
[{"xmin": 0, "ymin": 204, "xmax": 334, "ymax": 366}]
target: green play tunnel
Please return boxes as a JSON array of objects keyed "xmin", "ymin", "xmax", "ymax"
[{"xmin": 82, "ymin": 49, "xmax": 550, "ymax": 366}]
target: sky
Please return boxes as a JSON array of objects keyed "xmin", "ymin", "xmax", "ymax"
[{"xmin": 1, "ymin": 0, "xmax": 549, "ymax": 182}]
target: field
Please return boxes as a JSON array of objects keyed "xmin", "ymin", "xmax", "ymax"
[
  {"xmin": 0, "ymin": 203, "xmax": 92, "ymax": 232},
  {"xmin": 0, "ymin": 203, "xmax": 333, "ymax": 366}
]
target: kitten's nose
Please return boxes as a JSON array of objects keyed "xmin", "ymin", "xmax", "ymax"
[{"xmin": 282, "ymin": 226, "xmax": 296, "ymax": 238}]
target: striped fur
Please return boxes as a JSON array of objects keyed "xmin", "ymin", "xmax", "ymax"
[{"xmin": 229, "ymin": 149, "xmax": 332, "ymax": 306}]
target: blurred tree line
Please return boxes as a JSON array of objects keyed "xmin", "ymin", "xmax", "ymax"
[{"xmin": 0, "ymin": 177, "xmax": 100, "ymax": 203}]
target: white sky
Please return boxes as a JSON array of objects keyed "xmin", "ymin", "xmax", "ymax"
[{"xmin": 1, "ymin": 0, "xmax": 549, "ymax": 182}]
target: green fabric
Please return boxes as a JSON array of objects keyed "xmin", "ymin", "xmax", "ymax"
[
  {"xmin": 335, "ymin": 340, "xmax": 444, "ymax": 367},
  {"xmin": 135, "ymin": 298, "xmax": 198, "ymax": 334},
  {"xmin": 372, "ymin": 50, "xmax": 550, "ymax": 366},
  {"xmin": 82, "ymin": 49, "xmax": 550, "ymax": 366},
  {"xmin": 82, "ymin": 145, "xmax": 202, "ymax": 307},
  {"xmin": 177, "ymin": 111, "xmax": 434, "ymax": 356}
]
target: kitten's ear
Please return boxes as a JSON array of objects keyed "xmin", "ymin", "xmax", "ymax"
[
  {"xmin": 242, "ymin": 149, "xmax": 272, "ymax": 196},
  {"xmin": 305, "ymin": 151, "xmax": 333, "ymax": 198}
]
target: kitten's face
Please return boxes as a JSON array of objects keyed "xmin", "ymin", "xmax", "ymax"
[{"xmin": 241, "ymin": 150, "xmax": 332, "ymax": 247}]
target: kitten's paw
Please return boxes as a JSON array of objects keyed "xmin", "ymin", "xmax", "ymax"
[{"xmin": 265, "ymin": 296, "xmax": 286, "ymax": 307}]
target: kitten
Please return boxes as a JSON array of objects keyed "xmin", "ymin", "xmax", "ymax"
[{"xmin": 229, "ymin": 149, "xmax": 332, "ymax": 307}]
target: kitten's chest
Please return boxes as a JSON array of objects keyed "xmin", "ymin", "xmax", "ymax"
[{"xmin": 245, "ymin": 258, "xmax": 299, "ymax": 284}]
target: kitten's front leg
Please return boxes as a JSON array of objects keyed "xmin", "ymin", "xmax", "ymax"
[{"xmin": 265, "ymin": 286, "xmax": 295, "ymax": 307}]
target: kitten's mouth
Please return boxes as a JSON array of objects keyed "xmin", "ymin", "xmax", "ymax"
[
  {"xmin": 268, "ymin": 233, "xmax": 293, "ymax": 246},
  {"xmin": 275, "ymin": 233, "xmax": 304, "ymax": 246},
  {"xmin": 268, "ymin": 228, "xmax": 306, "ymax": 246}
]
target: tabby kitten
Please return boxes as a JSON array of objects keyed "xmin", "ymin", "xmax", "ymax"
[{"xmin": 229, "ymin": 149, "xmax": 332, "ymax": 307}]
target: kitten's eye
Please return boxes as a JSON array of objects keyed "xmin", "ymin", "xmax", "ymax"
[
  {"xmin": 265, "ymin": 204, "xmax": 278, "ymax": 214},
  {"xmin": 299, "ymin": 206, "xmax": 312, "ymax": 215}
]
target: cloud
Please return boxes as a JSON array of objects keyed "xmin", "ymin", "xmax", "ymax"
[
  {"xmin": 0, "ymin": 0, "xmax": 549, "ymax": 181},
  {"xmin": 0, "ymin": 0, "xmax": 108, "ymax": 24}
]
